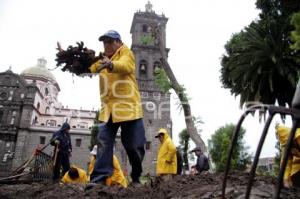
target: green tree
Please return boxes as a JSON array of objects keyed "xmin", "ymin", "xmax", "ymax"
[
  {"xmin": 273, "ymin": 140, "xmax": 281, "ymax": 176},
  {"xmin": 291, "ymin": 11, "xmax": 300, "ymax": 50},
  {"xmin": 153, "ymin": 26, "xmax": 207, "ymax": 152},
  {"xmin": 154, "ymin": 68, "xmax": 171, "ymax": 93},
  {"xmin": 178, "ymin": 129, "xmax": 191, "ymax": 172},
  {"xmin": 208, "ymin": 124, "xmax": 251, "ymax": 172},
  {"xmin": 220, "ymin": 0, "xmax": 300, "ymax": 108}
]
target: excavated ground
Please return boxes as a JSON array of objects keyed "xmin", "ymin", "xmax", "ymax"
[{"xmin": 1, "ymin": 171, "xmax": 300, "ymax": 199}]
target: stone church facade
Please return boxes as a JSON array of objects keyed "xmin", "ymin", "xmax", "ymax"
[
  {"xmin": 0, "ymin": 2, "xmax": 171, "ymax": 177},
  {"xmin": 0, "ymin": 58, "xmax": 96, "ymax": 176}
]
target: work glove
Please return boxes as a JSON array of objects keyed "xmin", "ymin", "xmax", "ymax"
[
  {"xmin": 101, "ymin": 56, "xmax": 113, "ymax": 71},
  {"xmin": 54, "ymin": 140, "xmax": 60, "ymax": 145},
  {"xmin": 34, "ymin": 147, "xmax": 42, "ymax": 155},
  {"xmin": 89, "ymin": 60, "xmax": 102, "ymax": 73}
]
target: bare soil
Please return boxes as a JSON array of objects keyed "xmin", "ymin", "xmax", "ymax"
[{"xmin": 1, "ymin": 171, "xmax": 300, "ymax": 199}]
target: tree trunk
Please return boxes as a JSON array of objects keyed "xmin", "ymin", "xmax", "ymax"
[{"xmin": 155, "ymin": 27, "xmax": 207, "ymax": 152}]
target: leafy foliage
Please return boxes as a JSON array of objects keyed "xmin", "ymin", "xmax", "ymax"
[
  {"xmin": 208, "ymin": 124, "xmax": 251, "ymax": 172},
  {"xmin": 154, "ymin": 68, "xmax": 172, "ymax": 92},
  {"xmin": 192, "ymin": 116, "xmax": 204, "ymax": 133},
  {"xmin": 291, "ymin": 12, "xmax": 300, "ymax": 50},
  {"xmin": 177, "ymin": 118, "xmax": 203, "ymax": 172},
  {"xmin": 154, "ymin": 68, "xmax": 191, "ymax": 108},
  {"xmin": 178, "ymin": 129, "xmax": 191, "ymax": 171},
  {"xmin": 154, "ymin": 67, "xmax": 191, "ymax": 111},
  {"xmin": 140, "ymin": 34, "xmax": 154, "ymax": 45},
  {"xmin": 220, "ymin": 0, "xmax": 300, "ymax": 108}
]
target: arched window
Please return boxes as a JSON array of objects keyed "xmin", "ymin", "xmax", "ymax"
[
  {"xmin": 33, "ymin": 116, "xmax": 38, "ymax": 125},
  {"xmin": 139, "ymin": 60, "xmax": 148, "ymax": 79},
  {"xmin": 142, "ymin": 24, "xmax": 148, "ymax": 32},
  {"xmin": 45, "ymin": 107, "xmax": 50, "ymax": 114},
  {"xmin": 45, "ymin": 87, "xmax": 49, "ymax": 96},
  {"xmin": 153, "ymin": 61, "xmax": 162, "ymax": 75}
]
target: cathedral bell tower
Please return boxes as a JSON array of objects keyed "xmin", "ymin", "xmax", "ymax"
[{"xmin": 130, "ymin": 1, "xmax": 172, "ymax": 175}]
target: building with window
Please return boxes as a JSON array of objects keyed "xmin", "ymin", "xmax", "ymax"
[
  {"xmin": 257, "ymin": 157, "xmax": 275, "ymax": 173},
  {"xmin": 0, "ymin": 58, "xmax": 96, "ymax": 176}
]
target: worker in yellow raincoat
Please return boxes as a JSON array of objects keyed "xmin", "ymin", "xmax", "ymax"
[
  {"xmin": 88, "ymin": 30, "xmax": 145, "ymax": 186},
  {"xmin": 88, "ymin": 145, "xmax": 127, "ymax": 188},
  {"xmin": 155, "ymin": 128, "xmax": 177, "ymax": 181},
  {"xmin": 276, "ymin": 124, "xmax": 300, "ymax": 188},
  {"xmin": 61, "ymin": 166, "xmax": 88, "ymax": 184}
]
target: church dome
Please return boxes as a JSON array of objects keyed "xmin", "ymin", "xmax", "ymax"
[{"xmin": 21, "ymin": 58, "xmax": 57, "ymax": 82}]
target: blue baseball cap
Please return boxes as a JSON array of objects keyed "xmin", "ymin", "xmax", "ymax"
[{"xmin": 99, "ymin": 30, "xmax": 121, "ymax": 41}]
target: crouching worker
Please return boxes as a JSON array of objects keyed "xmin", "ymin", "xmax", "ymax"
[
  {"xmin": 106, "ymin": 155, "xmax": 128, "ymax": 188},
  {"xmin": 62, "ymin": 166, "xmax": 88, "ymax": 184},
  {"xmin": 276, "ymin": 124, "xmax": 300, "ymax": 188},
  {"xmin": 88, "ymin": 145, "xmax": 127, "ymax": 188},
  {"xmin": 190, "ymin": 147, "xmax": 209, "ymax": 174},
  {"xmin": 155, "ymin": 128, "xmax": 177, "ymax": 181}
]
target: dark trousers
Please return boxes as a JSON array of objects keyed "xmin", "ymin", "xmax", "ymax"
[
  {"xmin": 292, "ymin": 171, "xmax": 300, "ymax": 187},
  {"xmin": 90, "ymin": 117, "xmax": 146, "ymax": 183},
  {"xmin": 53, "ymin": 152, "xmax": 70, "ymax": 180}
]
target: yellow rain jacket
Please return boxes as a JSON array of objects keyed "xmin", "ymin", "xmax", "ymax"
[
  {"xmin": 276, "ymin": 125, "xmax": 300, "ymax": 186},
  {"xmin": 89, "ymin": 44, "xmax": 143, "ymax": 123},
  {"xmin": 88, "ymin": 155, "xmax": 127, "ymax": 188},
  {"xmin": 61, "ymin": 166, "xmax": 88, "ymax": 184},
  {"xmin": 106, "ymin": 155, "xmax": 128, "ymax": 188},
  {"xmin": 156, "ymin": 128, "xmax": 177, "ymax": 175}
]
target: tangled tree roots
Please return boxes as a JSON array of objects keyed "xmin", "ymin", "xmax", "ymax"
[{"xmin": 55, "ymin": 41, "xmax": 103, "ymax": 75}]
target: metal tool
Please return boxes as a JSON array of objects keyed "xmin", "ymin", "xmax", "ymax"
[{"xmin": 222, "ymin": 81, "xmax": 300, "ymax": 199}]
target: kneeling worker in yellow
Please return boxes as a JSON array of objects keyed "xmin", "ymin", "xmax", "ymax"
[
  {"xmin": 106, "ymin": 155, "xmax": 128, "ymax": 188},
  {"xmin": 88, "ymin": 145, "xmax": 127, "ymax": 188},
  {"xmin": 61, "ymin": 166, "xmax": 88, "ymax": 184}
]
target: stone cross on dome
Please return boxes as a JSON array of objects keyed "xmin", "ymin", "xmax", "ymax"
[{"xmin": 37, "ymin": 57, "xmax": 47, "ymax": 67}]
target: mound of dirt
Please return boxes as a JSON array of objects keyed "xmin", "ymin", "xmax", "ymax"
[{"xmin": 1, "ymin": 171, "xmax": 299, "ymax": 199}]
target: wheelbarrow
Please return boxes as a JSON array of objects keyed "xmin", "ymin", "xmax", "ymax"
[{"xmin": 0, "ymin": 140, "xmax": 57, "ymax": 184}]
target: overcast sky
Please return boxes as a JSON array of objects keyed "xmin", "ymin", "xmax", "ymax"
[{"xmin": 0, "ymin": 0, "xmax": 287, "ymax": 158}]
